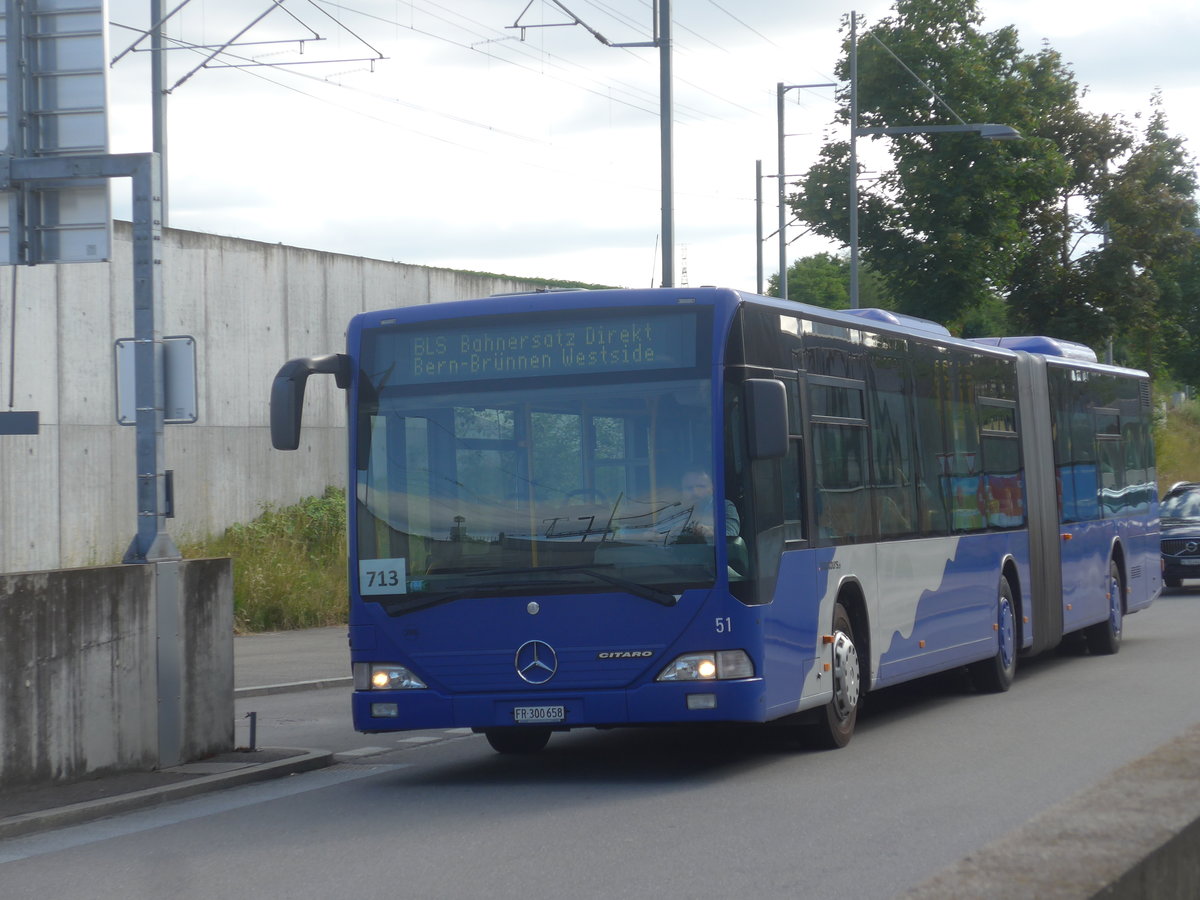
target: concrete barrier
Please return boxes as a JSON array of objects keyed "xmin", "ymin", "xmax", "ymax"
[
  {"xmin": 905, "ymin": 723, "xmax": 1200, "ymax": 899},
  {"xmin": 0, "ymin": 222, "xmax": 553, "ymax": 574},
  {"xmin": 0, "ymin": 558, "xmax": 233, "ymax": 788}
]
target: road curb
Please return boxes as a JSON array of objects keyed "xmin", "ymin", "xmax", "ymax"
[{"xmin": 0, "ymin": 748, "xmax": 334, "ymax": 841}]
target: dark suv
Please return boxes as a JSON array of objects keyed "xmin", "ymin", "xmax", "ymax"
[{"xmin": 1161, "ymin": 482, "xmax": 1200, "ymax": 588}]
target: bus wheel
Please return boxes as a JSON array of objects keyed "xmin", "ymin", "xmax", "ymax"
[
  {"xmin": 1085, "ymin": 560, "xmax": 1123, "ymax": 655},
  {"xmin": 807, "ymin": 602, "xmax": 861, "ymax": 750},
  {"xmin": 484, "ymin": 727, "xmax": 552, "ymax": 755},
  {"xmin": 970, "ymin": 576, "xmax": 1017, "ymax": 693}
]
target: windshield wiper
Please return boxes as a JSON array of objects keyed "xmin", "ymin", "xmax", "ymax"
[
  {"xmin": 383, "ymin": 564, "xmax": 679, "ymax": 610},
  {"xmin": 554, "ymin": 565, "xmax": 680, "ymax": 607},
  {"xmin": 467, "ymin": 564, "xmax": 679, "ymax": 607},
  {"xmin": 379, "ymin": 579, "xmax": 551, "ymax": 616}
]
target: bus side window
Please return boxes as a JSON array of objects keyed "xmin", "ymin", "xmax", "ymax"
[
  {"xmin": 813, "ymin": 422, "xmax": 868, "ymax": 542},
  {"xmin": 808, "ymin": 375, "xmax": 868, "ymax": 543},
  {"xmin": 869, "ymin": 381, "xmax": 917, "ymax": 539},
  {"xmin": 912, "ymin": 346, "xmax": 950, "ymax": 535},
  {"xmin": 945, "ymin": 355, "xmax": 986, "ymax": 532},
  {"xmin": 1096, "ymin": 409, "xmax": 1124, "ymax": 515}
]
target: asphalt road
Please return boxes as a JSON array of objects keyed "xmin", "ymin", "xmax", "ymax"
[{"xmin": 1, "ymin": 586, "xmax": 1198, "ymax": 899}]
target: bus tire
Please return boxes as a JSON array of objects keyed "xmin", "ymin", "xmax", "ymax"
[
  {"xmin": 485, "ymin": 727, "xmax": 552, "ymax": 755},
  {"xmin": 970, "ymin": 575, "xmax": 1017, "ymax": 693},
  {"xmin": 806, "ymin": 601, "xmax": 861, "ymax": 750},
  {"xmin": 1085, "ymin": 559, "xmax": 1123, "ymax": 655}
]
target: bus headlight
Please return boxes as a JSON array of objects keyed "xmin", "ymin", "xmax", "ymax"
[
  {"xmin": 656, "ymin": 650, "xmax": 754, "ymax": 682},
  {"xmin": 353, "ymin": 662, "xmax": 427, "ymax": 690}
]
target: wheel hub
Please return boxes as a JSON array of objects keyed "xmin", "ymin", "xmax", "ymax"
[
  {"xmin": 1108, "ymin": 574, "xmax": 1123, "ymax": 636},
  {"xmin": 831, "ymin": 631, "xmax": 860, "ymax": 720},
  {"xmin": 999, "ymin": 595, "xmax": 1015, "ymax": 669}
]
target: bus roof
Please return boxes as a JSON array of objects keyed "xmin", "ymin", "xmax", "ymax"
[
  {"xmin": 357, "ymin": 286, "xmax": 1136, "ymax": 373},
  {"xmin": 840, "ymin": 307, "xmax": 952, "ymax": 338},
  {"xmin": 968, "ymin": 335, "xmax": 1098, "ymax": 362}
]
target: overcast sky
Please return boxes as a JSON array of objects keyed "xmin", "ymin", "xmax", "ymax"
[{"xmin": 104, "ymin": 0, "xmax": 1200, "ymax": 293}]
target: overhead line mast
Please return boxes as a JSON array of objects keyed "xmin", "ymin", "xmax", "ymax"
[{"xmin": 509, "ymin": 1, "xmax": 676, "ymax": 287}]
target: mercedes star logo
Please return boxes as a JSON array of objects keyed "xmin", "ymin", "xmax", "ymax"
[{"xmin": 515, "ymin": 640, "xmax": 558, "ymax": 684}]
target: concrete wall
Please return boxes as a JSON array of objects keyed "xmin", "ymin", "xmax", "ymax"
[
  {"xmin": 0, "ymin": 558, "xmax": 233, "ymax": 788},
  {"xmin": 905, "ymin": 722, "xmax": 1200, "ymax": 899},
  {"xmin": 0, "ymin": 223, "xmax": 546, "ymax": 573}
]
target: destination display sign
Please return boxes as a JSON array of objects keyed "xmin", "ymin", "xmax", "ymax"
[{"xmin": 381, "ymin": 311, "xmax": 699, "ymax": 385}]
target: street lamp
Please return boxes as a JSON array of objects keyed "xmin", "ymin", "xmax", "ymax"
[
  {"xmin": 857, "ymin": 124, "xmax": 1021, "ymax": 139},
  {"xmin": 847, "ymin": 11, "xmax": 1021, "ymax": 307}
]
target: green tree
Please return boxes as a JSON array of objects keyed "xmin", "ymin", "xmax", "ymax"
[
  {"xmin": 793, "ymin": 0, "xmax": 1199, "ymax": 379},
  {"xmin": 1092, "ymin": 103, "xmax": 1198, "ymax": 374},
  {"xmin": 792, "ymin": 0, "xmax": 1123, "ymax": 336},
  {"xmin": 765, "ymin": 252, "xmax": 892, "ymax": 309},
  {"xmin": 1006, "ymin": 101, "xmax": 1199, "ymax": 375},
  {"xmin": 1157, "ymin": 242, "xmax": 1200, "ymax": 385}
]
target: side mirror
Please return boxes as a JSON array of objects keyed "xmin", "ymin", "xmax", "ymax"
[
  {"xmin": 745, "ymin": 378, "xmax": 788, "ymax": 460},
  {"xmin": 270, "ymin": 353, "xmax": 351, "ymax": 450}
]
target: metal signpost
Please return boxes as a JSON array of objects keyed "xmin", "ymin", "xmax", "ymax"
[{"xmin": 2, "ymin": 0, "xmax": 177, "ymax": 561}]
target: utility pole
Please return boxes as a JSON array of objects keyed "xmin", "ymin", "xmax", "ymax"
[
  {"xmin": 777, "ymin": 81, "xmax": 835, "ymax": 301},
  {"xmin": 657, "ymin": 0, "xmax": 673, "ymax": 287},
  {"xmin": 151, "ymin": 0, "xmax": 168, "ymax": 223},
  {"xmin": 849, "ymin": 10, "xmax": 860, "ymax": 308},
  {"xmin": 755, "ymin": 160, "xmax": 764, "ymax": 294},
  {"xmin": 508, "ymin": 0, "xmax": 675, "ymax": 286},
  {"xmin": 777, "ymin": 83, "xmax": 787, "ymax": 300}
]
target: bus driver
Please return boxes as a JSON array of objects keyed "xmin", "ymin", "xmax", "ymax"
[{"xmin": 678, "ymin": 469, "xmax": 740, "ymax": 541}]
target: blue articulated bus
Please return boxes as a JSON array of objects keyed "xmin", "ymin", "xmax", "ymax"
[{"xmin": 271, "ymin": 287, "xmax": 1159, "ymax": 753}]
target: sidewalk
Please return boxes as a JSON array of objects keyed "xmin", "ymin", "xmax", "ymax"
[
  {"xmin": 0, "ymin": 626, "xmax": 351, "ymax": 840},
  {"xmin": 234, "ymin": 625, "xmax": 352, "ymax": 697}
]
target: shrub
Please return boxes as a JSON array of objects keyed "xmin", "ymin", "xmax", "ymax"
[{"xmin": 181, "ymin": 487, "xmax": 347, "ymax": 633}]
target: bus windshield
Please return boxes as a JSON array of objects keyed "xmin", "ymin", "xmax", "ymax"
[{"xmin": 354, "ymin": 319, "xmax": 728, "ymax": 607}]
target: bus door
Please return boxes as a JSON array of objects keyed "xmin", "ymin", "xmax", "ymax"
[
  {"xmin": 741, "ymin": 369, "xmax": 826, "ymax": 717},
  {"xmin": 1054, "ymin": 373, "xmax": 1114, "ymax": 632}
]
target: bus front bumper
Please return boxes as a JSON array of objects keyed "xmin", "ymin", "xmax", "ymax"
[{"xmin": 352, "ymin": 678, "xmax": 768, "ymax": 733}]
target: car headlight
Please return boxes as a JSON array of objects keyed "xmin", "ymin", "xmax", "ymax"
[
  {"xmin": 353, "ymin": 662, "xmax": 427, "ymax": 690},
  {"xmin": 656, "ymin": 650, "xmax": 754, "ymax": 682}
]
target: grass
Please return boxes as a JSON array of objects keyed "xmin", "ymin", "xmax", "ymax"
[
  {"xmin": 180, "ymin": 487, "xmax": 348, "ymax": 633},
  {"xmin": 180, "ymin": 402, "xmax": 1200, "ymax": 633}
]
